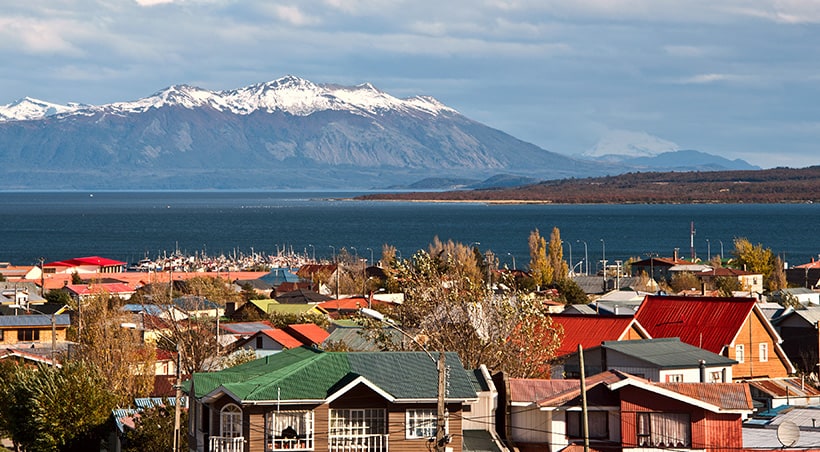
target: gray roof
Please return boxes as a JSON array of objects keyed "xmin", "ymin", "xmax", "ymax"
[
  {"xmin": 0, "ymin": 313, "xmax": 70, "ymax": 327},
  {"xmin": 601, "ymin": 337, "xmax": 737, "ymax": 368},
  {"xmin": 462, "ymin": 430, "xmax": 504, "ymax": 452},
  {"xmin": 774, "ymin": 306, "xmax": 820, "ymax": 325}
]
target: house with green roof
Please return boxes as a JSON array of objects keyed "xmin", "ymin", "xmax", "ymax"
[{"xmin": 187, "ymin": 346, "xmax": 479, "ymax": 452}]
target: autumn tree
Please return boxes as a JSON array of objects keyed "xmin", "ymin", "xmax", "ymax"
[
  {"xmin": 365, "ymin": 241, "xmax": 563, "ymax": 377},
  {"xmin": 528, "ymin": 229, "xmax": 552, "ymax": 288},
  {"xmin": 732, "ymin": 238, "xmax": 786, "ymax": 292},
  {"xmin": 73, "ymin": 292, "xmax": 156, "ymax": 405},
  {"xmin": 548, "ymin": 227, "xmax": 569, "ymax": 282},
  {"xmin": 714, "ymin": 276, "xmax": 743, "ymax": 297},
  {"xmin": 670, "ymin": 272, "xmax": 699, "ymax": 293}
]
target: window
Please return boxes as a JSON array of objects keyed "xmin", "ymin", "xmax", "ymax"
[
  {"xmin": 636, "ymin": 412, "xmax": 691, "ymax": 448},
  {"xmin": 266, "ymin": 410, "xmax": 314, "ymax": 450},
  {"xmin": 759, "ymin": 343, "xmax": 769, "ymax": 362},
  {"xmin": 0, "ymin": 330, "xmax": 4, "ymax": 341},
  {"xmin": 329, "ymin": 409, "xmax": 386, "ymax": 451},
  {"xmin": 735, "ymin": 344, "xmax": 744, "ymax": 363},
  {"xmin": 710, "ymin": 371, "xmax": 723, "ymax": 383},
  {"xmin": 17, "ymin": 329, "xmax": 40, "ymax": 342},
  {"xmin": 406, "ymin": 409, "xmax": 449, "ymax": 439},
  {"xmin": 567, "ymin": 411, "xmax": 609, "ymax": 439},
  {"xmin": 220, "ymin": 404, "xmax": 242, "ymax": 438},
  {"xmin": 257, "ymin": 336, "xmax": 264, "ymax": 348},
  {"xmin": 665, "ymin": 374, "xmax": 684, "ymax": 383}
]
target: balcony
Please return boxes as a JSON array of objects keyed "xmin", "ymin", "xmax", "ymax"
[{"xmin": 209, "ymin": 435, "xmax": 244, "ymax": 452}]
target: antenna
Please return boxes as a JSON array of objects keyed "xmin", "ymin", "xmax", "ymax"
[{"xmin": 777, "ymin": 420, "xmax": 800, "ymax": 448}]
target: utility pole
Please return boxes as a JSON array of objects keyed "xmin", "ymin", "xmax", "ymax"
[
  {"xmin": 578, "ymin": 344, "xmax": 590, "ymax": 452},
  {"xmin": 436, "ymin": 351, "xmax": 447, "ymax": 452},
  {"xmin": 173, "ymin": 345, "xmax": 182, "ymax": 452}
]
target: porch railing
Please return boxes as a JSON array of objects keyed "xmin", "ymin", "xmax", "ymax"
[
  {"xmin": 328, "ymin": 433, "xmax": 389, "ymax": 452},
  {"xmin": 209, "ymin": 435, "xmax": 244, "ymax": 452}
]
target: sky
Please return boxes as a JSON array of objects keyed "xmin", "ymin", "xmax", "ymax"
[{"xmin": 2, "ymin": 0, "xmax": 820, "ymax": 169}]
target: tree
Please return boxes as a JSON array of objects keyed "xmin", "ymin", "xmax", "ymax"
[
  {"xmin": 547, "ymin": 227, "xmax": 569, "ymax": 283},
  {"xmin": 732, "ymin": 238, "xmax": 774, "ymax": 277},
  {"xmin": 714, "ymin": 276, "xmax": 743, "ymax": 297},
  {"xmin": 45, "ymin": 289, "xmax": 72, "ymax": 305},
  {"xmin": 528, "ymin": 229, "xmax": 551, "ymax": 288},
  {"xmin": 73, "ymin": 292, "xmax": 156, "ymax": 405},
  {"xmin": 0, "ymin": 361, "xmax": 117, "ymax": 451},
  {"xmin": 670, "ymin": 272, "xmax": 699, "ymax": 293},
  {"xmin": 122, "ymin": 404, "xmax": 188, "ymax": 452},
  {"xmin": 365, "ymin": 242, "xmax": 563, "ymax": 377},
  {"xmin": 550, "ymin": 278, "xmax": 589, "ymax": 305}
]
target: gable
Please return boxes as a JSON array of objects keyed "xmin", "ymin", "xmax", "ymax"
[{"xmin": 553, "ymin": 314, "xmax": 647, "ymax": 357}]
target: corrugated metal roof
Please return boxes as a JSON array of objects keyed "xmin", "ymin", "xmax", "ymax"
[
  {"xmin": 552, "ymin": 314, "xmax": 644, "ymax": 356},
  {"xmin": 261, "ymin": 329, "xmax": 303, "ymax": 349},
  {"xmin": 747, "ymin": 377, "xmax": 820, "ymax": 398},
  {"xmin": 286, "ymin": 323, "xmax": 330, "ymax": 344},
  {"xmin": 635, "ymin": 295, "xmax": 756, "ymax": 353},
  {"xmin": 657, "ymin": 382, "xmax": 753, "ymax": 410},
  {"xmin": 220, "ymin": 321, "xmax": 274, "ymax": 334},
  {"xmin": 601, "ymin": 337, "xmax": 737, "ymax": 368},
  {"xmin": 0, "ymin": 313, "xmax": 70, "ymax": 327},
  {"xmin": 191, "ymin": 347, "xmax": 477, "ymax": 402}
]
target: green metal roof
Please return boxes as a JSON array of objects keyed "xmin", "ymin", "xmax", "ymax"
[
  {"xmin": 191, "ymin": 347, "xmax": 477, "ymax": 403},
  {"xmin": 601, "ymin": 337, "xmax": 737, "ymax": 369}
]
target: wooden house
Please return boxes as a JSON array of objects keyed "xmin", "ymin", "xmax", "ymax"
[
  {"xmin": 187, "ymin": 347, "xmax": 479, "ymax": 452},
  {"xmin": 635, "ymin": 295, "xmax": 795, "ymax": 380},
  {"xmin": 497, "ymin": 370, "xmax": 754, "ymax": 452}
]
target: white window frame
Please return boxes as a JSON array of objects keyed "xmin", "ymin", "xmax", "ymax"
[
  {"xmin": 735, "ymin": 344, "xmax": 745, "ymax": 363},
  {"xmin": 220, "ymin": 404, "xmax": 243, "ymax": 438},
  {"xmin": 759, "ymin": 343, "xmax": 769, "ymax": 362},
  {"xmin": 266, "ymin": 409, "xmax": 314, "ymax": 451},
  {"xmin": 636, "ymin": 412, "xmax": 691, "ymax": 448},
  {"xmin": 710, "ymin": 371, "xmax": 723, "ymax": 383},
  {"xmin": 665, "ymin": 373, "xmax": 684, "ymax": 383},
  {"xmin": 406, "ymin": 409, "xmax": 449, "ymax": 440}
]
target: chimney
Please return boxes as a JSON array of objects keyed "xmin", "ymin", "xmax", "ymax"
[
  {"xmin": 673, "ymin": 248, "xmax": 679, "ymax": 261},
  {"xmin": 699, "ymin": 360, "xmax": 706, "ymax": 382}
]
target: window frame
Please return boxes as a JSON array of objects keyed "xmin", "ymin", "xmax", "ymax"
[
  {"xmin": 759, "ymin": 342, "xmax": 769, "ymax": 362},
  {"xmin": 735, "ymin": 344, "xmax": 745, "ymax": 363},
  {"xmin": 406, "ymin": 408, "xmax": 449, "ymax": 440},
  {"xmin": 17, "ymin": 328, "xmax": 40, "ymax": 342},
  {"xmin": 636, "ymin": 412, "xmax": 691, "ymax": 448},
  {"xmin": 567, "ymin": 410, "xmax": 609, "ymax": 439},
  {"xmin": 265, "ymin": 409, "xmax": 314, "ymax": 451},
  {"xmin": 220, "ymin": 403, "xmax": 243, "ymax": 438}
]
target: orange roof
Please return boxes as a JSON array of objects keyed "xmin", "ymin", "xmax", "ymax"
[
  {"xmin": 26, "ymin": 270, "xmax": 270, "ymax": 291},
  {"xmin": 635, "ymin": 295, "xmax": 756, "ymax": 354},
  {"xmin": 317, "ymin": 297, "xmax": 368, "ymax": 311},
  {"xmin": 261, "ymin": 329, "xmax": 304, "ymax": 349},
  {"xmin": 657, "ymin": 382, "xmax": 753, "ymax": 411},
  {"xmin": 285, "ymin": 323, "xmax": 330, "ymax": 345},
  {"xmin": 795, "ymin": 259, "xmax": 820, "ymax": 269},
  {"xmin": 64, "ymin": 283, "xmax": 135, "ymax": 295},
  {"xmin": 551, "ymin": 314, "xmax": 648, "ymax": 357}
]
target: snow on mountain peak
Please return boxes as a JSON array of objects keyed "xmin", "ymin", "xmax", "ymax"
[
  {"xmin": 584, "ymin": 129, "xmax": 679, "ymax": 158},
  {"xmin": 0, "ymin": 97, "xmax": 82, "ymax": 121},
  {"xmin": 0, "ymin": 76, "xmax": 458, "ymax": 121}
]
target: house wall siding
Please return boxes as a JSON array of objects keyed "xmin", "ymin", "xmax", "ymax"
[
  {"xmin": 620, "ymin": 386, "xmax": 709, "ymax": 449},
  {"xmin": 730, "ymin": 313, "xmax": 790, "ymax": 379}
]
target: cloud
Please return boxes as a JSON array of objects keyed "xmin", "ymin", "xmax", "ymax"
[
  {"xmin": 135, "ymin": 0, "xmax": 176, "ymax": 6},
  {"xmin": 674, "ymin": 73, "xmax": 750, "ymax": 84}
]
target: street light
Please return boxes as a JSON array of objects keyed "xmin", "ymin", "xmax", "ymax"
[
  {"xmin": 577, "ymin": 240, "xmax": 588, "ymax": 276},
  {"xmin": 308, "ymin": 244, "xmax": 315, "ymax": 262},
  {"xmin": 563, "ymin": 241, "xmax": 572, "ymax": 275},
  {"xmin": 706, "ymin": 239, "xmax": 711, "ymax": 261},
  {"xmin": 351, "ymin": 246, "xmax": 358, "ymax": 261},
  {"xmin": 719, "ymin": 240, "xmax": 724, "ymax": 261},
  {"xmin": 507, "ymin": 253, "xmax": 516, "ymax": 270},
  {"xmin": 11, "ymin": 304, "xmax": 58, "ymax": 365},
  {"xmin": 360, "ymin": 308, "xmax": 448, "ymax": 452},
  {"xmin": 329, "ymin": 245, "xmax": 336, "ymax": 263},
  {"xmin": 366, "ymin": 247, "xmax": 374, "ymax": 267}
]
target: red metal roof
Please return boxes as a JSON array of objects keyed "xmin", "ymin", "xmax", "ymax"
[
  {"xmin": 318, "ymin": 297, "xmax": 368, "ymax": 311},
  {"xmin": 508, "ymin": 378, "xmax": 579, "ymax": 403},
  {"xmin": 261, "ymin": 329, "xmax": 304, "ymax": 349},
  {"xmin": 635, "ymin": 295, "xmax": 756, "ymax": 353},
  {"xmin": 285, "ymin": 323, "xmax": 330, "ymax": 345},
  {"xmin": 45, "ymin": 256, "xmax": 126, "ymax": 267},
  {"xmin": 551, "ymin": 314, "xmax": 645, "ymax": 357}
]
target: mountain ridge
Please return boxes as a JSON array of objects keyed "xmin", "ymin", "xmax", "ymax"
[{"xmin": 0, "ymin": 76, "xmax": 758, "ymax": 190}]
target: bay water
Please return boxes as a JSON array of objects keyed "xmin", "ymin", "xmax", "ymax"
[{"xmin": 1, "ymin": 191, "xmax": 818, "ymax": 272}]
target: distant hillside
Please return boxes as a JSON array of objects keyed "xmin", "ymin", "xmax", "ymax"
[{"xmin": 358, "ymin": 166, "xmax": 820, "ymax": 204}]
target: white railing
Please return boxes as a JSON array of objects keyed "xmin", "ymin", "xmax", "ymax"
[
  {"xmin": 210, "ymin": 435, "xmax": 244, "ymax": 452},
  {"xmin": 328, "ymin": 433, "xmax": 388, "ymax": 452}
]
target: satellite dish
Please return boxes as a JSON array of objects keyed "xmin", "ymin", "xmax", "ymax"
[{"xmin": 777, "ymin": 420, "xmax": 800, "ymax": 448}]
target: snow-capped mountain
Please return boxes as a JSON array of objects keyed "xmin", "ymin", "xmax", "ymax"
[
  {"xmin": 0, "ymin": 97, "xmax": 87, "ymax": 121},
  {"xmin": 0, "ymin": 76, "xmax": 602, "ymax": 190},
  {"xmin": 0, "ymin": 75, "xmax": 456, "ymax": 121}
]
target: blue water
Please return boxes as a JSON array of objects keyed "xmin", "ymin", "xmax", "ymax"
[{"xmin": 1, "ymin": 191, "xmax": 818, "ymax": 271}]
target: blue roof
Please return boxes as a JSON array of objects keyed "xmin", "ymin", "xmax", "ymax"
[{"xmin": 260, "ymin": 268, "xmax": 300, "ymax": 285}]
